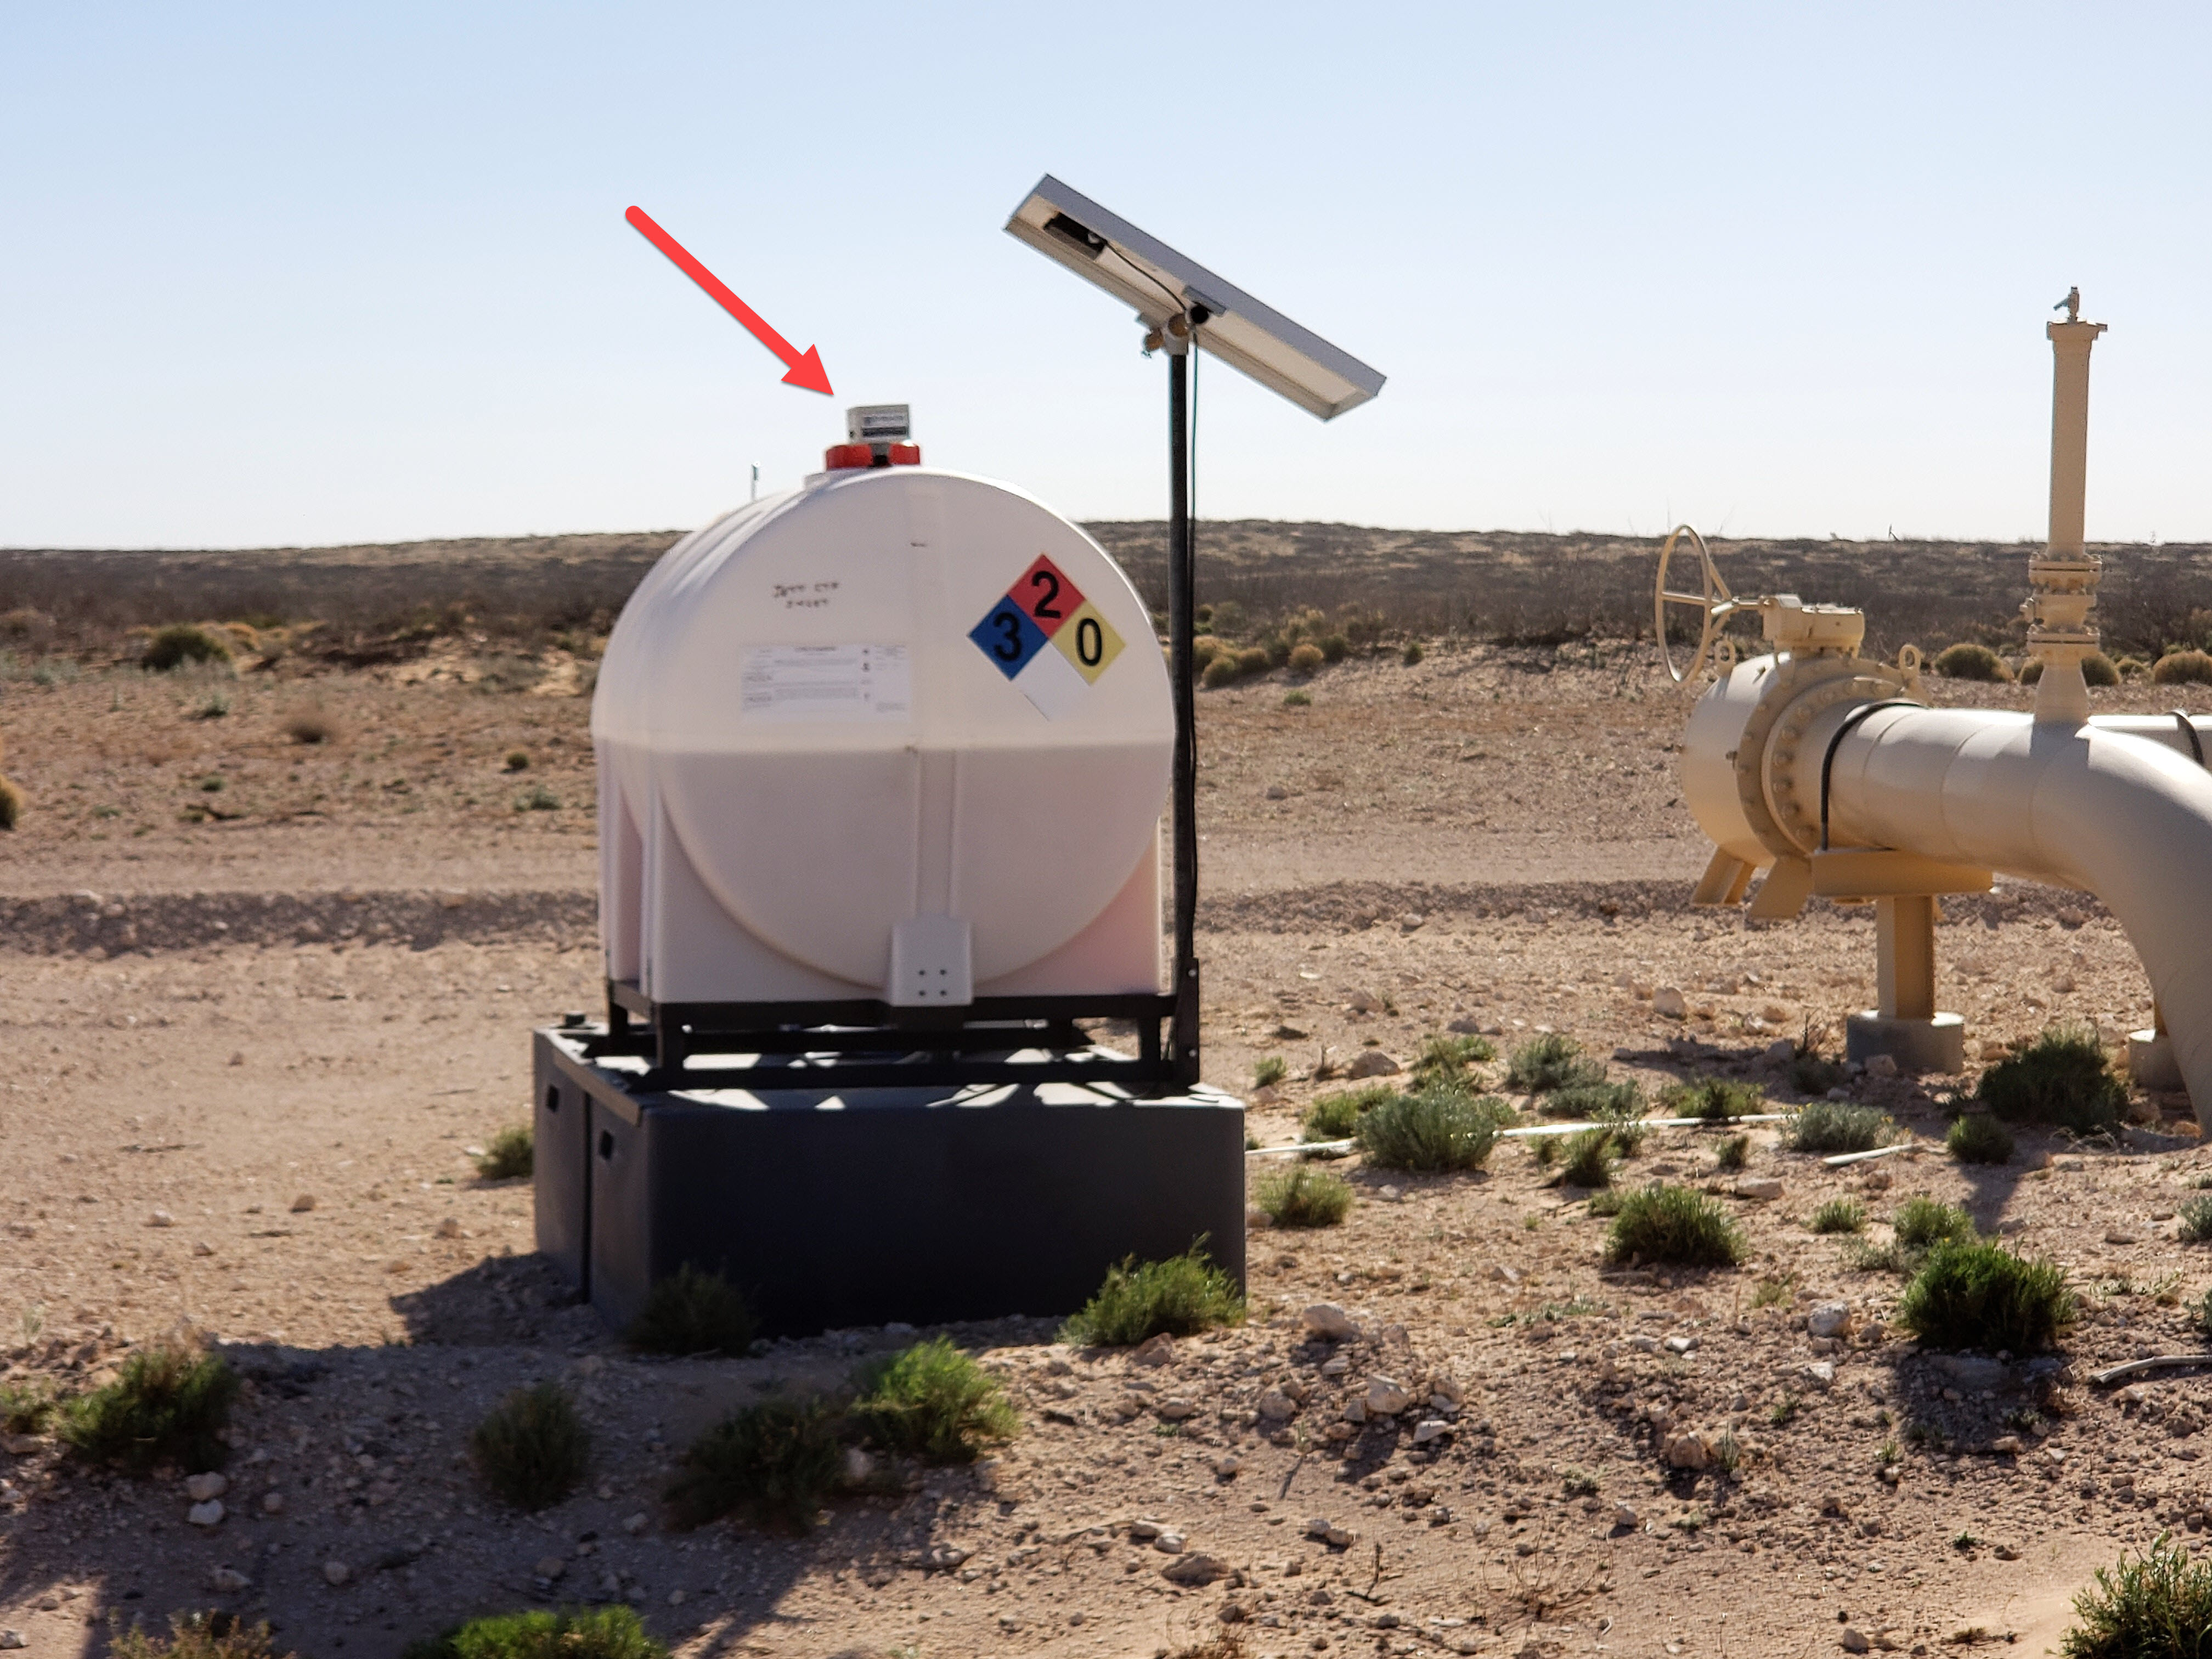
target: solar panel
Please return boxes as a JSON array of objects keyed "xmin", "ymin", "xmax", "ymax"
[{"xmin": 1006, "ymin": 175, "xmax": 1385, "ymax": 420}]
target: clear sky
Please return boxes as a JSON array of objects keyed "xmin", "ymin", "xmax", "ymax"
[{"xmin": 5, "ymin": 3, "xmax": 2209, "ymax": 550}]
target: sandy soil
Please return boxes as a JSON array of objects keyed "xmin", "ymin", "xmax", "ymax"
[{"xmin": 6, "ymin": 641, "xmax": 2212, "ymax": 1658}]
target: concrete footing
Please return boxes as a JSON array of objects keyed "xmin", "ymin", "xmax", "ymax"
[
  {"xmin": 1846, "ymin": 1010, "xmax": 1966, "ymax": 1074},
  {"xmin": 2130, "ymin": 1028, "xmax": 2187, "ymax": 1094}
]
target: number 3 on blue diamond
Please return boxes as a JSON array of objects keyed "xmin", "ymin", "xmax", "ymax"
[{"xmin": 968, "ymin": 596, "xmax": 1046, "ymax": 679}]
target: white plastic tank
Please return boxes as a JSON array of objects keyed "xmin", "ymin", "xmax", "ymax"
[{"xmin": 592, "ymin": 415, "xmax": 1173, "ymax": 1008}]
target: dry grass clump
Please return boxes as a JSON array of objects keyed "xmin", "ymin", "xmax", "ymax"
[
  {"xmin": 2176, "ymin": 1197, "xmax": 2212, "ymax": 1245},
  {"xmin": 0, "ymin": 774, "xmax": 21, "ymax": 831},
  {"xmin": 0, "ymin": 1380, "xmax": 55, "ymax": 1434},
  {"xmin": 665, "ymin": 1398, "xmax": 843, "ymax": 1532},
  {"xmin": 61, "ymin": 1341, "xmax": 237, "ymax": 1474},
  {"xmin": 400, "ymin": 1606, "xmax": 664, "ymax": 1659},
  {"xmin": 2061, "ymin": 1535, "xmax": 2212, "ymax": 1658},
  {"xmin": 1412, "ymin": 1031, "xmax": 1497, "ymax": 1086},
  {"xmin": 280, "ymin": 705, "xmax": 337, "ymax": 744},
  {"xmin": 1661, "ymin": 1077, "xmax": 1765, "ymax": 1122},
  {"xmin": 1505, "ymin": 1033, "xmax": 1604, "ymax": 1095},
  {"xmin": 1060, "ymin": 1245, "xmax": 1245, "ymax": 1346},
  {"xmin": 2152, "ymin": 648, "xmax": 2212, "ymax": 686},
  {"xmin": 1251, "ymin": 1055, "xmax": 1288, "ymax": 1089},
  {"xmin": 1791, "ymin": 1050, "xmax": 1848, "ymax": 1095},
  {"xmin": 1287, "ymin": 641, "xmax": 1324, "ymax": 673},
  {"xmin": 1786, "ymin": 1099, "xmax": 1893, "ymax": 1153},
  {"xmin": 1978, "ymin": 1023, "xmax": 2126, "ymax": 1134},
  {"xmin": 469, "ymin": 1382, "xmax": 590, "ymax": 1511},
  {"xmin": 112, "ymin": 1613, "xmax": 297, "ymax": 1659},
  {"xmin": 626, "ymin": 1264, "xmax": 757, "ymax": 1357},
  {"xmin": 1894, "ymin": 1196, "xmax": 1979, "ymax": 1251},
  {"xmin": 1542, "ymin": 1077, "xmax": 1641, "ymax": 1121},
  {"xmin": 1894, "ymin": 1241, "xmax": 2074, "ymax": 1352},
  {"xmin": 1558, "ymin": 1126, "xmax": 1620, "ymax": 1189},
  {"xmin": 1946, "ymin": 1113, "xmax": 2016, "ymax": 1165},
  {"xmin": 143, "ymin": 624, "xmax": 234, "ymax": 672},
  {"xmin": 1254, "ymin": 1163, "xmax": 1354, "ymax": 1227},
  {"xmin": 1808, "ymin": 1197, "xmax": 1866, "ymax": 1234},
  {"xmin": 851, "ymin": 1338, "xmax": 1019, "ymax": 1464},
  {"xmin": 1714, "ymin": 1133, "xmax": 1751, "ymax": 1171},
  {"xmin": 1302, "ymin": 1084, "xmax": 1395, "ymax": 1142},
  {"xmin": 1354, "ymin": 1087, "xmax": 1513, "ymax": 1171},
  {"xmin": 473, "ymin": 1124, "xmax": 533, "ymax": 1180},
  {"xmin": 514, "ymin": 782, "xmax": 561, "ymax": 812},
  {"xmin": 1934, "ymin": 642, "xmax": 2011, "ymax": 681},
  {"xmin": 1604, "ymin": 1183, "xmax": 1746, "ymax": 1267}
]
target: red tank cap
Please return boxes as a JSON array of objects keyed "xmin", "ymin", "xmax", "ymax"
[
  {"xmin": 889, "ymin": 443, "xmax": 921, "ymax": 466},
  {"xmin": 824, "ymin": 442, "xmax": 873, "ymax": 470}
]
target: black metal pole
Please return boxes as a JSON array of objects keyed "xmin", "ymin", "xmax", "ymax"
[{"xmin": 1167, "ymin": 343, "xmax": 1200, "ymax": 1087}]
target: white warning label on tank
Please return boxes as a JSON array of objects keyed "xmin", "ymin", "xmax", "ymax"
[{"xmin": 741, "ymin": 645, "xmax": 911, "ymax": 721}]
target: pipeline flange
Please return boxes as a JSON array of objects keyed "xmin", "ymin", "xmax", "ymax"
[{"xmin": 1730, "ymin": 655, "xmax": 1916, "ymax": 861}]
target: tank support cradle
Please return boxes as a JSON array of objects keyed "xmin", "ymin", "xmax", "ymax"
[{"xmin": 589, "ymin": 978, "xmax": 1191, "ymax": 1094}]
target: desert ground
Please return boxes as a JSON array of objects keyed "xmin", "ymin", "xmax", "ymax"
[{"xmin": 7, "ymin": 572, "xmax": 2212, "ymax": 1658}]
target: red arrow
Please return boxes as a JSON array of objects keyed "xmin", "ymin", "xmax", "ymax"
[{"xmin": 624, "ymin": 205, "xmax": 833, "ymax": 396}]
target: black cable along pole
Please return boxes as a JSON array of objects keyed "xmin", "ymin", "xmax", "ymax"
[{"xmin": 1167, "ymin": 330, "xmax": 1200, "ymax": 1087}]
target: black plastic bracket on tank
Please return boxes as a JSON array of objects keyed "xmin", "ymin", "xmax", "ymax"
[{"xmin": 590, "ymin": 978, "xmax": 1187, "ymax": 1093}]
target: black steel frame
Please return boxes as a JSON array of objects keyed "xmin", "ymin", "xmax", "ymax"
[{"xmin": 594, "ymin": 334, "xmax": 1206, "ymax": 1098}]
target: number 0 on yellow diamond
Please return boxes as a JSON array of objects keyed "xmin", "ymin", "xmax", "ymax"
[{"xmin": 1050, "ymin": 600, "xmax": 1122, "ymax": 684}]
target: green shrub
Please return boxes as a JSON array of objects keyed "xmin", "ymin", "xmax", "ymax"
[
  {"xmin": 1401, "ymin": 641, "xmax": 1425, "ymax": 666},
  {"xmin": 1946, "ymin": 1113, "xmax": 2015, "ymax": 1165},
  {"xmin": 1060, "ymin": 1244, "xmax": 1245, "ymax": 1346},
  {"xmin": 503, "ymin": 749, "xmax": 530, "ymax": 772},
  {"xmin": 469, "ymin": 1383, "xmax": 589, "ymax": 1511},
  {"xmin": 1714, "ymin": 1133, "xmax": 1751, "ymax": 1172},
  {"xmin": 1605, "ymin": 1184, "xmax": 1747, "ymax": 1268},
  {"xmin": 1201, "ymin": 655, "xmax": 1239, "ymax": 689},
  {"xmin": 1280, "ymin": 689, "xmax": 1311, "ymax": 708},
  {"xmin": 0, "ymin": 1380, "xmax": 54, "ymax": 1435},
  {"xmin": 1544, "ymin": 1078, "xmax": 1642, "ymax": 1121},
  {"xmin": 1585, "ymin": 1188, "xmax": 1624, "ymax": 1216},
  {"xmin": 1505, "ymin": 1034, "xmax": 1604, "ymax": 1094},
  {"xmin": 1254, "ymin": 1163, "xmax": 1353, "ymax": 1227},
  {"xmin": 2179, "ymin": 1196, "xmax": 2212, "ymax": 1245},
  {"xmin": 1302, "ymin": 1084, "xmax": 1395, "ymax": 1142},
  {"xmin": 665, "ymin": 1398, "xmax": 843, "ymax": 1532},
  {"xmin": 1786, "ymin": 1099, "xmax": 1893, "ymax": 1153},
  {"xmin": 113, "ymin": 1612, "xmax": 296, "ymax": 1659},
  {"xmin": 2114, "ymin": 655, "xmax": 2150, "ymax": 680},
  {"xmin": 144, "ymin": 624, "xmax": 233, "ymax": 672},
  {"xmin": 851, "ymin": 1338, "xmax": 1019, "ymax": 1464},
  {"xmin": 1252, "ymin": 1054, "xmax": 1288, "ymax": 1089},
  {"xmin": 1319, "ymin": 634, "xmax": 1350, "ymax": 663},
  {"xmin": 1288, "ymin": 642, "xmax": 1324, "ymax": 674},
  {"xmin": 1791, "ymin": 1052, "xmax": 1848, "ymax": 1095},
  {"xmin": 1809, "ymin": 1197, "xmax": 1866, "ymax": 1234},
  {"xmin": 1661, "ymin": 1077, "xmax": 1765, "ymax": 1122},
  {"xmin": 1235, "ymin": 646, "xmax": 1270, "ymax": 676},
  {"xmin": 61, "ymin": 1342, "xmax": 236, "ymax": 1474},
  {"xmin": 1559, "ymin": 1127, "xmax": 1618, "ymax": 1189},
  {"xmin": 473, "ymin": 1124, "xmax": 533, "ymax": 1180},
  {"xmin": 1933, "ymin": 642, "xmax": 2010, "ymax": 681},
  {"xmin": 1894, "ymin": 1196, "xmax": 1978, "ymax": 1251},
  {"xmin": 1412, "ymin": 1032, "xmax": 1496, "ymax": 1086},
  {"xmin": 402, "ymin": 1606, "xmax": 664, "ymax": 1659},
  {"xmin": 2061, "ymin": 1535, "xmax": 2212, "ymax": 1659},
  {"xmin": 1978, "ymin": 1023, "xmax": 2126, "ymax": 1134},
  {"xmin": 1353, "ymin": 1087, "xmax": 1513, "ymax": 1172},
  {"xmin": 2152, "ymin": 649, "xmax": 2212, "ymax": 686},
  {"xmin": 514, "ymin": 782, "xmax": 561, "ymax": 812},
  {"xmin": 626, "ymin": 1263, "xmax": 757, "ymax": 1357},
  {"xmin": 1894, "ymin": 1240, "xmax": 2074, "ymax": 1352}
]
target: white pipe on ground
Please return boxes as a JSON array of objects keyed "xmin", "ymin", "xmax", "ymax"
[{"xmin": 1814, "ymin": 704, "xmax": 2212, "ymax": 1120}]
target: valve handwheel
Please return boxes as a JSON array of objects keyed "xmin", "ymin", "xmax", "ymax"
[{"xmin": 1654, "ymin": 523, "xmax": 1737, "ymax": 685}]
